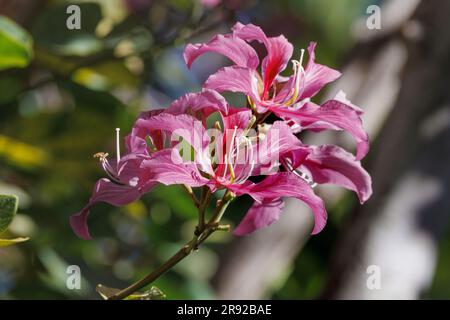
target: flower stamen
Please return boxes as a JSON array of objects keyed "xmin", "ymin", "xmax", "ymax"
[{"xmin": 116, "ymin": 128, "xmax": 121, "ymax": 169}]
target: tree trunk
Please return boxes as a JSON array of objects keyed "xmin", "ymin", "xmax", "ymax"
[
  {"xmin": 322, "ymin": 0, "xmax": 450, "ymax": 299},
  {"xmin": 213, "ymin": 0, "xmax": 422, "ymax": 299}
]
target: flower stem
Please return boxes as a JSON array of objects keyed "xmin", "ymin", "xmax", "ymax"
[
  {"xmin": 197, "ymin": 186, "xmax": 212, "ymax": 232},
  {"xmin": 183, "ymin": 184, "xmax": 200, "ymax": 207},
  {"xmin": 108, "ymin": 188, "xmax": 233, "ymax": 300},
  {"xmin": 108, "ymin": 236, "xmax": 199, "ymax": 300}
]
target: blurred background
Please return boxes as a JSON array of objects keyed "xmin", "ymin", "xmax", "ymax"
[{"xmin": 0, "ymin": 0, "xmax": 449, "ymax": 299}]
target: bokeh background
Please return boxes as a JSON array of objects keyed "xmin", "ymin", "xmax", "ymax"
[{"xmin": 1, "ymin": 0, "xmax": 449, "ymax": 299}]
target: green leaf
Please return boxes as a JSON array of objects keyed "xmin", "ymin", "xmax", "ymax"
[
  {"xmin": 0, "ymin": 195, "xmax": 29, "ymax": 247},
  {"xmin": 0, "ymin": 194, "xmax": 19, "ymax": 234},
  {"xmin": 0, "ymin": 15, "xmax": 34, "ymax": 70},
  {"xmin": 96, "ymin": 284, "xmax": 166, "ymax": 300},
  {"xmin": 0, "ymin": 237, "xmax": 29, "ymax": 247}
]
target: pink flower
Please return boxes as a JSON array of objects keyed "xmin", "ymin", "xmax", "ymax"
[
  {"xmin": 135, "ymin": 111, "xmax": 334, "ymax": 235},
  {"xmin": 184, "ymin": 23, "xmax": 369, "ymax": 160},
  {"xmin": 70, "ymin": 90, "xmax": 226, "ymax": 239},
  {"xmin": 132, "ymin": 109, "xmax": 372, "ymax": 237},
  {"xmin": 200, "ymin": 0, "xmax": 221, "ymax": 8},
  {"xmin": 71, "ymin": 25, "xmax": 373, "ymax": 241},
  {"xmin": 232, "ymin": 143, "xmax": 372, "ymax": 236}
]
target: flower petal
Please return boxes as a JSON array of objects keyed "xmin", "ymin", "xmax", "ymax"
[
  {"xmin": 230, "ymin": 172, "xmax": 327, "ymax": 234},
  {"xmin": 184, "ymin": 34, "xmax": 259, "ymax": 69},
  {"xmin": 256, "ymin": 121, "xmax": 301, "ymax": 170},
  {"xmin": 200, "ymin": 0, "xmax": 221, "ymax": 8},
  {"xmin": 70, "ymin": 178, "xmax": 153, "ymax": 240},
  {"xmin": 204, "ymin": 65, "xmax": 260, "ymax": 103},
  {"xmin": 300, "ymin": 42, "xmax": 341, "ymax": 99},
  {"xmin": 261, "ymin": 36, "xmax": 294, "ymax": 93},
  {"xmin": 126, "ymin": 109, "xmax": 164, "ymax": 154},
  {"xmin": 234, "ymin": 199, "xmax": 284, "ymax": 236},
  {"xmin": 70, "ymin": 155, "xmax": 153, "ymax": 240},
  {"xmin": 140, "ymin": 149, "xmax": 210, "ymax": 187},
  {"xmin": 272, "ymin": 101, "xmax": 369, "ymax": 160},
  {"xmin": 232, "ymin": 23, "xmax": 293, "ymax": 91},
  {"xmin": 222, "ymin": 108, "xmax": 253, "ymax": 130},
  {"xmin": 166, "ymin": 89, "xmax": 229, "ymax": 117},
  {"xmin": 282, "ymin": 145, "xmax": 312, "ymax": 169},
  {"xmin": 135, "ymin": 113, "xmax": 210, "ymax": 156},
  {"xmin": 302, "ymin": 145, "xmax": 372, "ymax": 203},
  {"xmin": 333, "ymin": 90, "xmax": 364, "ymax": 115}
]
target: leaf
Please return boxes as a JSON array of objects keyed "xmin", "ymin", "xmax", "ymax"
[
  {"xmin": 0, "ymin": 15, "xmax": 34, "ymax": 70},
  {"xmin": 0, "ymin": 195, "xmax": 29, "ymax": 247},
  {"xmin": 96, "ymin": 284, "xmax": 166, "ymax": 300},
  {"xmin": 0, "ymin": 237, "xmax": 29, "ymax": 247},
  {"xmin": 0, "ymin": 194, "xmax": 19, "ymax": 234}
]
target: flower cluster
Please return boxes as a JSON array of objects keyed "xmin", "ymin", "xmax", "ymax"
[{"xmin": 71, "ymin": 23, "xmax": 372, "ymax": 240}]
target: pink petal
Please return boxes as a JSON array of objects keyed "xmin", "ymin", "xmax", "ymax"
[
  {"xmin": 184, "ymin": 34, "xmax": 259, "ymax": 69},
  {"xmin": 222, "ymin": 108, "xmax": 253, "ymax": 130},
  {"xmin": 303, "ymin": 145, "xmax": 372, "ymax": 203},
  {"xmin": 300, "ymin": 42, "xmax": 341, "ymax": 99},
  {"xmin": 204, "ymin": 65, "xmax": 260, "ymax": 103},
  {"xmin": 232, "ymin": 22, "xmax": 268, "ymax": 43},
  {"xmin": 200, "ymin": 0, "xmax": 221, "ymax": 8},
  {"xmin": 230, "ymin": 173, "xmax": 327, "ymax": 234},
  {"xmin": 135, "ymin": 113, "xmax": 210, "ymax": 156},
  {"xmin": 166, "ymin": 89, "xmax": 228, "ymax": 117},
  {"xmin": 70, "ymin": 155, "xmax": 154, "ymax": 240},
  {"xmin": 234, "ymin": 199, "xmax": 284, "ymax": 236},
  {"xmin": 232, "ymin": 23, "xmax": 293, "ymax": 91},
  {"xmin": 282, "ymin": 145, "xmax": 312, "ymax": 169},
  {"xmin": 272, "ymin": 101, "xmax": 369, "ymax": 160},
  {"xmin": 70, "ymin": 178, "xmax": 154, "ymax": 240},
  {"xmin": 256, "ymin": 121, "xmax": 301, "ymax": 168},
  {"xmin": 141, "ymin": 149, "xmax": 210, "ymax": 187},
  {"xmin": 261, "ymin": 36, "xmax": 293, "ymax": 94},
  {"xmin": 126, "ymin": 109, "xmax": 164, "ymax": 154},
  {"xmin": 333, "ymin": 90, "xmax": 364, "ymax": 115}
]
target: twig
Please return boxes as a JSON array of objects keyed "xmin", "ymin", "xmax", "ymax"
[{"xmin": 108, "ymin": 188, "xmax": 234, "ymax": 300}]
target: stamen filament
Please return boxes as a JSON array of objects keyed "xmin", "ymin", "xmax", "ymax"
[
  {"xmin": 283, "ymin": 48, "xmax": 306, "ymax": 107},
  {"xmin": 116, "ymin": 128, "xmax": 121, "ymax": 166},
  {"xmin": 299, "ymin": 48, "xmax": 305, "ymax": 67}
]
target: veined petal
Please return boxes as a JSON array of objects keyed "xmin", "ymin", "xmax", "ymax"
[
  {"xmin": 70, "ymin": 155, "xmax": 153, "ymax": 240},
  {"xmin": 232, "ymin": 22, "xmax": 269, "ymax": 44},
  {"xmin": 141, "ymin": 149, "xmax": 210, "ymax": 187},
  {"xmin": 272, "ymin": 101, "xmax": 369, "ymax": 160},
  {"xmin": 204, "ymin": 66, "xmax": 260, "ymax": 103},
  {"xmin": 135, "ymin": 113, "xmax": 210, "ymax": 157},
  {"xmin": 70, "ymin": 178, "xmax": 154, "ymax": 240},
  {"xmin": 126, "ymin": 109, "xmax": 164, "ymax": 154},
  {"xmin": 230, "ymin": 172, "xmax": 327, "ymax": 234},
  {"xmin": 256, "ymin": 121, "xmax": 301, "ymax": 167},
  {"xmin": 232, "ymin": 23, "xmax": 293, "ymax": 92},
  {"xmin": 333, "ymin": 90, "xmax": 364, "ymax": 115},
  {"xmin": 302, "ymin": 145, "xmax": 372, "ymax": 203},
  {"xmin": 234, "ymin": 198, "xmax": 284, "ymax": 236},
  {"xmin": 282, "ymin": 145, "xmax": 312, "ymax": 169},
  {"xmin": 222, "ymin": 108, "xmax": 253, "ymax": 130},
  {"xmin": 261, "ymin": 36, "xmax": 294, "ymax": 93},
  {"xmin": 166, "ymin": 89, "xmax": 229, "ymax": 117},
  {"xmin": 184, "ymin": 34, "xmax": 259, "ymax": 69},
  {"xmin": 300, "ymin": 42, "xmax": 341, "ymax": 99}
]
